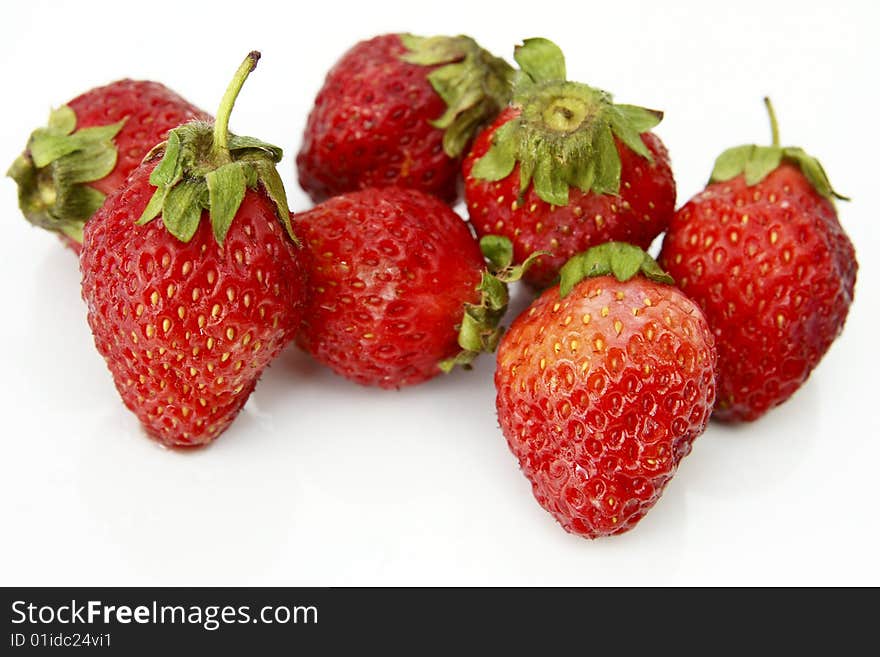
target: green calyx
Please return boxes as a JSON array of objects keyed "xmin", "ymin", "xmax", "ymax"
[
  {"xmin": 137, "ymin": 51, "xmax": 295, "ymax": 245},
  {"xmin": 439, "ymin": 236, "xmax": 546, "ymax": 373},
  {"xmin": 710, "ymin": 97, "xmax": 847, "ymax": 201},
  {"xmin": 399, "ymin": 34, "xmax": 515, "ymax": 158},
  {"xmin": 558, "ymin": 242, "xmax": 673, "ymax": 298},
  {"xmin": 471, "ymin": 37, "xmax": 663, "ymax": 207},
  {"xmin": 7, "ymin": 105, "xmax": 125, "ymax": 243}
]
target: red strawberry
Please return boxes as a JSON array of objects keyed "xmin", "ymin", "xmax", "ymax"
[
  {"xmin": 463, "ymin": 38, "xmax": 675, "ymax": 288},
  {"xmin": 8, "ymin": 79, "xmax": 209, "ymax": 253},
  {"xmin": 659, "ymin": 99, "xmax": 856, "ymax": 422},
  {"xmin": 80, "ymin": 53, "xmax": 307, "ymax": 447},
  {"xmin": 295, "ymin": 187, "xmax": 536, "ymax": 388},
  {"xmin": 495, "ymin": 243, "xmax": 716, "ymax": 538},
  {"xmin": 296, "ymin": 33, "xmax": 514, "ymax": 204}
]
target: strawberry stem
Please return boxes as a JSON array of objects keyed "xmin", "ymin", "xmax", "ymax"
[
  {"xmin": 212, "ymin": 51, "xmax": 261, "ymax": 160},
  {"xmin": 764, "ymin": 96, "xmax": 780, "ymax": 147}
]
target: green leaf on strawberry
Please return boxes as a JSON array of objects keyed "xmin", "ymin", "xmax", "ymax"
[
  {"xmin": 710, "ymin": 97, "xmax": 848, "ymax": 201},
  {"xmin": 136, "ymin": 52, "xmax": 295, "ymax": 245},
  {"xmin": 6, "ymin": 105, "xmax": 125, "ymax": 242},
  {"xmin": 440, "ymin": 236, "xmax": 547, "ymax": 372},
  {"xmin": 558, "ymin": 242, "xmax": 673, "ymax": 298},
  {"xmin": 471, "ymin": 38, "xmax": 663, "ymax": 207},
  {"xmin": 512, "ymin": 37, "xmax": 566, "ymax": 85},
  {"xmin": 399, "ymin": 34, "xmax": 515, "ymax": 158}
]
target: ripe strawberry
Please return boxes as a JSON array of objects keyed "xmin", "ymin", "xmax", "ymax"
[
  {"xmin": 8, "ymin": 79, "xmax": 209, "ymax": 253},
  {"xmin": 80, "ymin": 53, "xmax": 307, "ymax": 447},
  {"xmin": 295, "ymin": 187, "xmax": 537, "ymax": 388},
  {"xmin": 296, "ymin": 33, "xmax": 514, "ymax": 204},
  {"xmin": 495, "ymin": 243, "xmax": 716, "ymax": 538},
  {"xmin": 659, "ymin": 99, "xmax": 856, "ymax": 422},
  {"xmin": 463, "ymin": 38, "xmax": 675, "ymax": 288}
]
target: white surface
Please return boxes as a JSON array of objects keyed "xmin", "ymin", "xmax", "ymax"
[{"xmin": 1, "ymin": 0, "xmax": 878, "ymax": 586}]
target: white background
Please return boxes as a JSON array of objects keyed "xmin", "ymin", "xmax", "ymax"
[{"xmin": 1, "ymin": 0, "xmax": 878, "ymax": 586}]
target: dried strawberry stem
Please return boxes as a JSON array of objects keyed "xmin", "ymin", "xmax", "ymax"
[
  {"xmin": 764, "ymin": 97, "xmax": 780, "ymax": 147},
  {"xmin": 212, "ymin": 51, "xmax": 261, "ymax": 160}
]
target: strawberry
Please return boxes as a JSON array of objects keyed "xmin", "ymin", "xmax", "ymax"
[
  {"xmin": 495, "ymin": 243, "xmax": 716, "ymax": 538},
  {"xmin": 659, "ymin": 99, "xmax": 856, "ymax": 422},
  {"xmin": 463, "ymin": 38, "xmax": 675, "ymax": 288},
  {"xmin": 295, "ymin": 187, "xmax": 538, "ymax": 388},
  {"xmin": 80, "ymin": 53, "xmax": 307, "ymax": 447},
  {"xmin": 296, "ymin": 33, "xmax": 514, "ymax": 205},
  {"xmin": 8, "ymin": 79, "xmax": 209, "ymax": 253}
]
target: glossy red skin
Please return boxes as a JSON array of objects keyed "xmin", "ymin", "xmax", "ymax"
[
  {"xmin": 297, "ymin": 34, "xmax": 460, "ymax": 205},
  {"xmin": 660, "ymin": 164, "xmax": 857, "ymax": 422},
  {"xmin": 464, "ymin": 107, "xmax": 676, "ymax": 288},
  {"xmin": 81, "ymin": 162, "xmax": 307, "ymax": 447},
  {"xmin": 495, "ymin": 276, "xmax": 716, "ymax": 538},
  {"xmin": 295, "ymin": 187, "xmax": 484, "ymax": 388}
]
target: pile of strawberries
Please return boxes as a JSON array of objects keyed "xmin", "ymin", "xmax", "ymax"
[{"xmin": 8, "ymin": 36, "xmax": 857, "ymax": 539}]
